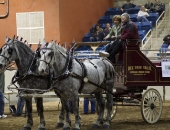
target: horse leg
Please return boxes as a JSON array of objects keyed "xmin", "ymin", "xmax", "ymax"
[
  {"xmin": 35, "ymin": 98, "xmax": 40, "ymax": 116},
  {"xmin": 36, "ymin": 98, "xmax": 46, "ymax": 130},
  {"xmin": 62, "ymin": 98, "xmax": 71, "ymax": 130},
  {"xmin": 103, "ymin": 79, "xmax": 114, "ymax": 129},
  {"xmin": 70, "ymin": 96, "xmax": 81, "ymax": 130},
  {"xmin": 56, "ymin": 99, "xmax": 65, "ymax": 128},
  {"xmin": 23, "ymin": 97, "xmax": 33, "ymax": 130},
  {"xmin": 92, "ymin": 92, "xmax": 105, "ymax": 129}
]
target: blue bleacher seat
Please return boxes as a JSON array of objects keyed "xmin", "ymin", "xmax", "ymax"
[
  {"xmin": 133, "ymin": 6, "xmax": 140, "ymax": 14},
  {"xmin": 138, "ymin": 30, "xmax": 146, "ymax": 40},
  {"xmin": 89, "ymin": 24, "xmax": 95, "ymax": 33},
  {"xmin": 147, "ymin": 13, "xmax": 159, "ymax": 25},
  {"xmin": 105, "ymin": 8, "xmax": 115, "ymax": 16},
  {"xmin": 129, "ymin": 14, "xmax": 137, "ymax": 22},
  {"xmin": 124, "ymin": 8, "xmax": 134, "ymax": 14},
  {"xmin": 98, "ymin": 16, "xmax": 109, "ymax": 24},
  {"xmin": 115, "ymin": 8, "xmax": 122, "ymax": 15},
  {"xmin": 82, "ymin": 33, "xmax": 93, "ymax": 42},
  {"xmin": 134, "ymin": 22, "xmax": 142, "ymax": 30},
  {"xmin": 141, "ymin": 21, "xmax": 152, "ymax": 33},
  {"xmin": 101, "ymin": 24, "xmax": 106, "ymax": 29}
]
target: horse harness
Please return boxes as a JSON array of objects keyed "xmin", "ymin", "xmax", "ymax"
[{"xmin": 48, "ymin": 44, "xmax": 114, "ymax": 96}]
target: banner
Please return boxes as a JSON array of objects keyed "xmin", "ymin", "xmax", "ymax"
[{"xmin": 162, "ymin": 60, "xmax": 170, "ymax": 77}]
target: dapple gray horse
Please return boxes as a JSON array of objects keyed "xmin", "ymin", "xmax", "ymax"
[
  {"xmin": 0, "ymin": 37, "xmax": 68, "ymax": 130},
  {"xmin": 38, "ymin": 40, "xmax": 115, "ymax": 130}
]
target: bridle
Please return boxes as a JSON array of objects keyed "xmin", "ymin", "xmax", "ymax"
[
  {"xmin": 40, "ymin": 48, "xmax": 54, "ymax": 67},
  {"xmin": 0, "ymin": 44, "xmax": 13, "ymax": 69},
  {"xmin": 40, "ymin": 44, "xmax": 67, "ymax": 68}
]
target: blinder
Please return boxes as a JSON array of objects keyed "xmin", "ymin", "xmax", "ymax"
[{"xmin": 8, "ymin": 48, "xmax": 13, "ymax": 55}]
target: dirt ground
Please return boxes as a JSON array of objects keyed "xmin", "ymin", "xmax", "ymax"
[{"xmin": 1, "ymin": 101, "xmax": 170, "ymax": 130}]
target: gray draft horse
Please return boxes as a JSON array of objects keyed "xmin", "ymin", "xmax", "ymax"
[
  {"xmin": 0, "ymin": 37, "xmax": 67, "ymax": 130},
  {"xmin": 38, "ymin": 40, "xmax": 115, "ymax": 130}
]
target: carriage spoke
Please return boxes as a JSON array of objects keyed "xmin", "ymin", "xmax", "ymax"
[{"xmin": 144, "ymin": 107, "xmax": 150, "ymax": 111}]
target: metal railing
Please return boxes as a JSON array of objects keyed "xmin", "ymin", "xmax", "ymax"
[
  {"xmin": 155, "ymin": 11, "xmax": 166, "ymax": 44},
  {"xmin": 141, "ymin": 29, "xmax": 152, "ymax": 50}
]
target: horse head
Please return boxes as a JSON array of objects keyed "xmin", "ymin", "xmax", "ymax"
[
  {"xmin": 0, "ymin": 36, "xmax": 17, "ymax": 72},
  {"xmin": 38, "ymin": 39, "xmax": 55, "ymax": 75},
  {"xmin": 0, "ymin": 36, "xmax": 34, "ymax": 74}
]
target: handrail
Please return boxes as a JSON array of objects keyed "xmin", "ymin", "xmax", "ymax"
[
  {"xmin": 141, "ymin": 29, "xmax": 152, "ymax": 49},
  {"xmin": 155, "ymin": 11, "xmax": 165, "ymax": 44}
]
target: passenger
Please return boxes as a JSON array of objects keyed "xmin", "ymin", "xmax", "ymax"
[
  {"xmin": 100, "ymin": 15, "xmax": 122, "ymax": 63},
  {"xmin": 90, "ymin": 24, "xmax": 103, "ymax": 42},
  {"xmin": 121, "ymin": 0, "xmax": 136, "ymax": 13},
  {"xmin": 144, "ymin": 0, "xmax": 154, "ymax": 12},
  {"xmin": 159, "ymin": 34, "xmax": 170, "ymax": 52},
  {"xmin": 100, "ymin": 13, "xmax": 139, "ymax": 63},
  {"xmin": 103, "ymin": 23, "xmax": 111, "ymax": 40},
  {"xmin": 137, "ymin": 6, "xmax": 149, "ymax": 22},
  {"xmin": 150, "ymin": 0, "xmax": 164, "ymax": 15},
  {"xmin": 0, "ymin": 72, "xmax": 7, "ymax": 118}
]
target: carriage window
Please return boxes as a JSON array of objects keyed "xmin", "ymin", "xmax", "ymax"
[{"xmin": 16, "ymin": 11, "xmax": 44, "ymax": 44}]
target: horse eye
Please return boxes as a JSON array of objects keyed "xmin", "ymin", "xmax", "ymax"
[
  {"xmin": 8, "ymin": 49, "xmax": 13, "ymax": 55},
  {"xmin": 48, "ymin": 52, "xmax": 54, "ymax": 57}
]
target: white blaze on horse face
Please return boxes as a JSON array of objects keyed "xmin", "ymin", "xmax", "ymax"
[{"xmin": 38, "ymin": 52, "xmax": 47, "ymax": 75}]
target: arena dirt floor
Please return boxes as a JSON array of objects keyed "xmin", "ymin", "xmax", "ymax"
[{"xmin": 1, "ymin": 101, "xmax": 170, "ymax": 130}]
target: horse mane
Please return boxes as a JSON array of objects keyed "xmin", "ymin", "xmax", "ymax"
[
  {"xmin": 14, "ymin": 40, "xmax": 33, "ymax": 64},
  {"xmin": 53, "ymin": 43, "xmax": 67, "ymax": 54}
]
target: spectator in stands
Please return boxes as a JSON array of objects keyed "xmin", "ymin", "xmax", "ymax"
[
  {"xmin": 159, "ymin": 34, "xmax": 170, "ymax": 52},
  {"xmin": 90, "ymin": 24, "xmax": 103, "ymax": 42},
  {"xmin": 103, "ymin": 23, "xmax": 111, "ymax": 39},
  {"xmin": 137, "ymin": 6, "xmax": 149, "ymax": 22},
  {"xmin": 144, "ymin": 0, "xmax": 154, "ymax": 12},
  {"xmin": 84, "ymin": 97, "xmax": 96, "ymax": 114},
  {"xmin": 121, "ymin": 0, "xmax": 136, "ymax": 13},
  {"xmin": 150, "ymin": 0, "xmax": 164, "ymax": 15},
  {"xmin": 0, "ymin": 72, "xmax": 7, "ymax": 118},
  {"xmin": 101, "ymin": 15, "xmax": 122, "ymax": 63},
  {"xmin": 100, "ymin": 13, "xmax": 139, "ymax": 63}
]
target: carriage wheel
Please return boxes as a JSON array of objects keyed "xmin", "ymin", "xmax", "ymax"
[
  {"xmin": 141, "ymin": 88, "xmax": 162, "ymax": 124},
  {"xmin": 96, "ymin": 101, "xmax": 117, "ymax": 120}
]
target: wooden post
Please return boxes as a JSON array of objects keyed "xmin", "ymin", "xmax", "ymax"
[{"xmin": 163, "ymin": 86, "xmax": 165, "ymax": 102}]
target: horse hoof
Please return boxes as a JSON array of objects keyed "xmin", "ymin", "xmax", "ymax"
[
  {"xmin": 23, "ymin": 127, "xmax": 31, "ymax": 130},
  {"xmin": 100, "ymin": 121, "xmax": 103, "ymax": 124},
  {"xmin": 103, "ymin": 125, "xmax": 110, "ymax": 129},
  {"xmin": 72, "ymin": 128, "xmax": 80, "ymax": 130},
  {"xmin": 69, "ymin": 121, "xmax": 71, "ymax": 126},
  {"xmin": 91, "ymin": 124, "xmax": 100, "ymax": 129},
  {"xmin": 56, "ymin": 123, "xmax": 64, "ymax": 128},
  {"xmin": 37, "ymin": 128, "xmax": 45, "ymax": 130},
  {"xmin": 62, "ymin": 127, "xmax": 70, "ymax": 130}
]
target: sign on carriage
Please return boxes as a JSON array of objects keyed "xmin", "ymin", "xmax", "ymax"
[{"xmin": 161, "ymin": 60, "xmax": 170, "ymax": 77}]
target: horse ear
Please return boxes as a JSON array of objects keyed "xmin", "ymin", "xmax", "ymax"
[
  {"xmin": 5, "ymin": 36, "xmax": 8, "ymax": 43},
  {"xmin": 51, "ymin": 40, "xmax": 55, "ymax": 44},
  {"xmin": 42, "ymin": 38, "xmax": 46, "ymax": 47}
]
